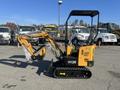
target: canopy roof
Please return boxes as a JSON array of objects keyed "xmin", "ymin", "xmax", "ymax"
[{"xmin": 69, "ymin": 10, "xmax": 99, "ymax": 17}]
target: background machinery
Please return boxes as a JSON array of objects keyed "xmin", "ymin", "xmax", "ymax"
[{"xmin": 17, "ymin": 10, "xmax": 100, "ymax": 79}]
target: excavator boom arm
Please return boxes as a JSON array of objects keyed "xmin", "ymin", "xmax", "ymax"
[{"xmin": 17, "ymin": 32, "xmax": 63, "ymax": 61}]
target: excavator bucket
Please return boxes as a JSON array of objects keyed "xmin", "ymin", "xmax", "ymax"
[{"xmin": 22, "ymin": 45, "xmax": 32, "ymax": 61}]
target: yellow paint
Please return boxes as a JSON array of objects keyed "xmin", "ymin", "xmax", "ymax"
[
  {"xmin": 78, "ymin": 44, "xmax": 95, "ymax": 67},
  {"xmin": 39, "ymin": 47, "xmax": 46, "ymax": 57},
  {"xmin": 66, "ymin": 45, "xmax": 73, "ymax": 56}
]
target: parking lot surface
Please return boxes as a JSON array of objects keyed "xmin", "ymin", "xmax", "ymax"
[{"xmin": 0, "ymin": 45, "xmax": 120, "ymax": 90}]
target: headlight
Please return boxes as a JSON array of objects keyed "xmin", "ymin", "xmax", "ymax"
[
  {"xmin": 104, "ymin": 36, "xmax": 109, "ymax": 39},
  {"xmin": 76, "ymin": 35, "xmax": 85, "ymax": 40},
  {"xmin": 77, "ymin": 35, "xmax": 84, "ymax": 38},
  {"xmin": 3, "ymin": 35, "xmax": 10, "ymax": 40},
  {"xmin": 81, "ymin": 35, "xmax": 84, "ymax": 38}
]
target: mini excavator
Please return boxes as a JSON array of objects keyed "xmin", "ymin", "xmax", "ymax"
[{"xmin": 17, "ymin": 10, "xmax": 99, "ymax": 79}]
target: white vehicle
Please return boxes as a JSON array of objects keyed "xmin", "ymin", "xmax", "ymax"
[
  {"xmin": 18, "ymin": 26, "xmax": 39, "ymax": 45},
  {"xmin": 0, "ymin": 27, "xmax": 11, "ymax": 44},
  {"xmin": 96, "ymin": 28, "xmax": 117, "ymax": 45},
  {"xmin": 18, "ymin": 26, "xmax": 38, "ymax": 35},
  {"xmin": 71, "ymin": 27, "xmax": 90, "ymax": 40},
  {"xmin": 70, "ymin": 27, "xmax": 90, "ymax": 46}
]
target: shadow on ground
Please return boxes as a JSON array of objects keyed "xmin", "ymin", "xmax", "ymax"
[
  {"xmin": 9, "ymin": 55, "xmax": 26, "ymax": 59},
  {"xmin": 0, "ymin": 55, "xmax": 52, "ymax": 76},
  {"xmin": 108, "ymin": 71, "xmax": 120, "ymax": 79}
]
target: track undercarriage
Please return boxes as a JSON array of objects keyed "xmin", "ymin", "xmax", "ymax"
[
  {"xmin": 47, "ymin": 60, "xmax": 92, "ymax": 79},
  {"xmin": 53, "ymin": 67, "xmax": 92, "ymax": 79}
]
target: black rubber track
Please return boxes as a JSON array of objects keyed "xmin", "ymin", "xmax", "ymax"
[{"xmin": 53, "ymin": 67, "xmax": 92, "ymax": 79}]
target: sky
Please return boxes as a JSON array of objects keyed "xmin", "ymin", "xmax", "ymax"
[{"xmin": 0, "ymin": 0, "xmax": 120, "ymax": 25}]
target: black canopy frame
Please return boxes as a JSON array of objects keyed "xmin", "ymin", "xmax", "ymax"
[{"xmin": 65, "ymin": 10, "xmax": 100, "ymax": 48}]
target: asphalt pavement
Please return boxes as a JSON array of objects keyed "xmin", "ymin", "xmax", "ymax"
[{"xmin": 0, "ymin": 45, "xmax": 120, "ymax": 90}]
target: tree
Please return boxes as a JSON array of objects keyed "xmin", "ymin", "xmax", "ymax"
[
  {"xmin": 5, "ymin": 22, "xmax": 17, "ymax": 31},
  {"xmin": 71, "ymin": 19, "xmax": 79, "ymax": 26},
  {"xmin": 79, "ymin": 20, "xmax": 84, "ymax": 26},
  {"xmin": 74, "ymin": 19, "xmax": 79, "ymax": 25}
]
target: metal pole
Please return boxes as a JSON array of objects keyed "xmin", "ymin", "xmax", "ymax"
[
  {"xmin": 93, "ymin": 13, "xmax": 100, "ymax": 44},
  {"xmin": 91, "ymin": 17, "xmax": 93, "ymax": 27},
  {"xmin": 58, "ymin": 0, "xmax": 62, "ymax": 34},
  {"xmin": 58, "ymin": 3, "xmax": 60, "ymax": 27}
]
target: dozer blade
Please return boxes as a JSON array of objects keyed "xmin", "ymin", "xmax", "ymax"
[{"xmin": 53, "ymin": 67, "xmax": 92, "ymax": 79}]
